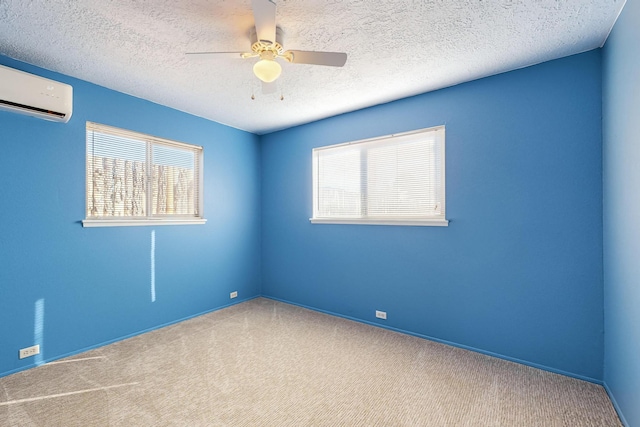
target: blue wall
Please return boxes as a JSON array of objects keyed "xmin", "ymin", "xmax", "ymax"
[
  {"xmin": 261, "ymin": 51, "xmax": 604, "ymax": 381},
  {"xmin": 603, "ymin": 0, "xmax": 640, "ymax": 425},
  {"xmin": 0, "ymin": 57, "xmax": 262, "ymax": 377}
]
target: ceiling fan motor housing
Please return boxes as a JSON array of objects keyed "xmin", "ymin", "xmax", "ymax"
[{"xmin": 250, "ymin": 26, "xmax": 284, "ymax": 55}]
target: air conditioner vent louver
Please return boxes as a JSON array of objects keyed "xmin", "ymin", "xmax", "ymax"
[
  {"xmin": 0, "ymin": 99, "xmax": 67, "ymax": 119},
  {"xmin": 0, "ymin": 64, "xmax": 73, "ymax": 123}
]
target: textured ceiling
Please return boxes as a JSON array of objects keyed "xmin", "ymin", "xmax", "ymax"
[{"xmin": 0, "ymin": 0, "xmax": 625, "ymax": 134}]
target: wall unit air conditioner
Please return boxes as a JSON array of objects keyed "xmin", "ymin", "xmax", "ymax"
[{"xmin": 0, "ymin": 64, "xmax": 73, "ymax": 123}]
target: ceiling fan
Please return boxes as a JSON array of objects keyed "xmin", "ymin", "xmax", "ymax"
[{"xmin": 186, "ymin": 0, "xmax": 347, "ymax": 90}]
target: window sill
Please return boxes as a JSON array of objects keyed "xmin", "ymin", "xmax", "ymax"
[
  {"xmin": 309, "ymin": 218, "xmax": 449, "ymax": 227},
  {"xmin": 82, "ymin": 218, "xmax": 207, "ymax": 228}
]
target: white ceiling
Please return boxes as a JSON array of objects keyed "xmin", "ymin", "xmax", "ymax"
[{"xmin": 0, "ymin": 0, "xmax": 625, "ymax": 135}]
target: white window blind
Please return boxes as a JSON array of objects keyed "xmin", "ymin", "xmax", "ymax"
[
  {"xmin": 312, "ymin": 126, "xmax": 447, "ymax": 226},
  {"xmin": 83, "ymin": 122, "xmax": 205, "ymax": 227}
]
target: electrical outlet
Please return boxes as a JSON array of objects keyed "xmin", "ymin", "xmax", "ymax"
[
  {"xmin": 375, "ymin": 310, "xmax": 387, "ymax": 320},
  {"xmin": 230, "ymin": 291, "xmax": 238, "ymax": 299},
  {"xmin": 19, "ymin": 345, "xmax": 40, "ymax": 359}
]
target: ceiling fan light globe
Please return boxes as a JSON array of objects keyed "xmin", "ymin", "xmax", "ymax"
[{"xmin": 253, "ymin": 59, "xmax": 282, "ymax": 83}]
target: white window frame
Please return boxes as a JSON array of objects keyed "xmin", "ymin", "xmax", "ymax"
[
  {"xmin": 311, "ymin": 126, "xmax": 448, "ymax": 227},
  {"xmin": 83, "ymin": 122, "xmax": 206, "ymax": 228}
]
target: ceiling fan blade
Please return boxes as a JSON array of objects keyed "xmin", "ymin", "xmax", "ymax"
[
  {"xmin": 285, "ymin": 51, "xmax": 347, "ymax": 67},
  {"xmin": 252, "ymin": 0, "xmax": 277, "ymax": 45},
  {"xmin": 262, "ymin": 81, "xmax": 277, "ymax": 94},
  {"xmin": 186, "ymin": 52, "xmax": 246, "ymax": 60}
]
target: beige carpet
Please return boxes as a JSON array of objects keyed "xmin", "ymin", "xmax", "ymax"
[{"xmin": 0, "ymin": 298, "xmax": 622, "ymax": 426}]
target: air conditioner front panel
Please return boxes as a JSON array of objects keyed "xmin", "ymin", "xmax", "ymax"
[{"xmin": 0, "ymin": 64, "xmax": 73, "ymax": 123}]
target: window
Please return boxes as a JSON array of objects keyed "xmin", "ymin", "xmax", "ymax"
[
  {"xmin": 311, "ymin": 126, "xmax": 447, "ymax": 226},
  {"xmin": 83, "ymin": 122, "xmax": 205, "ymax": 227}
]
